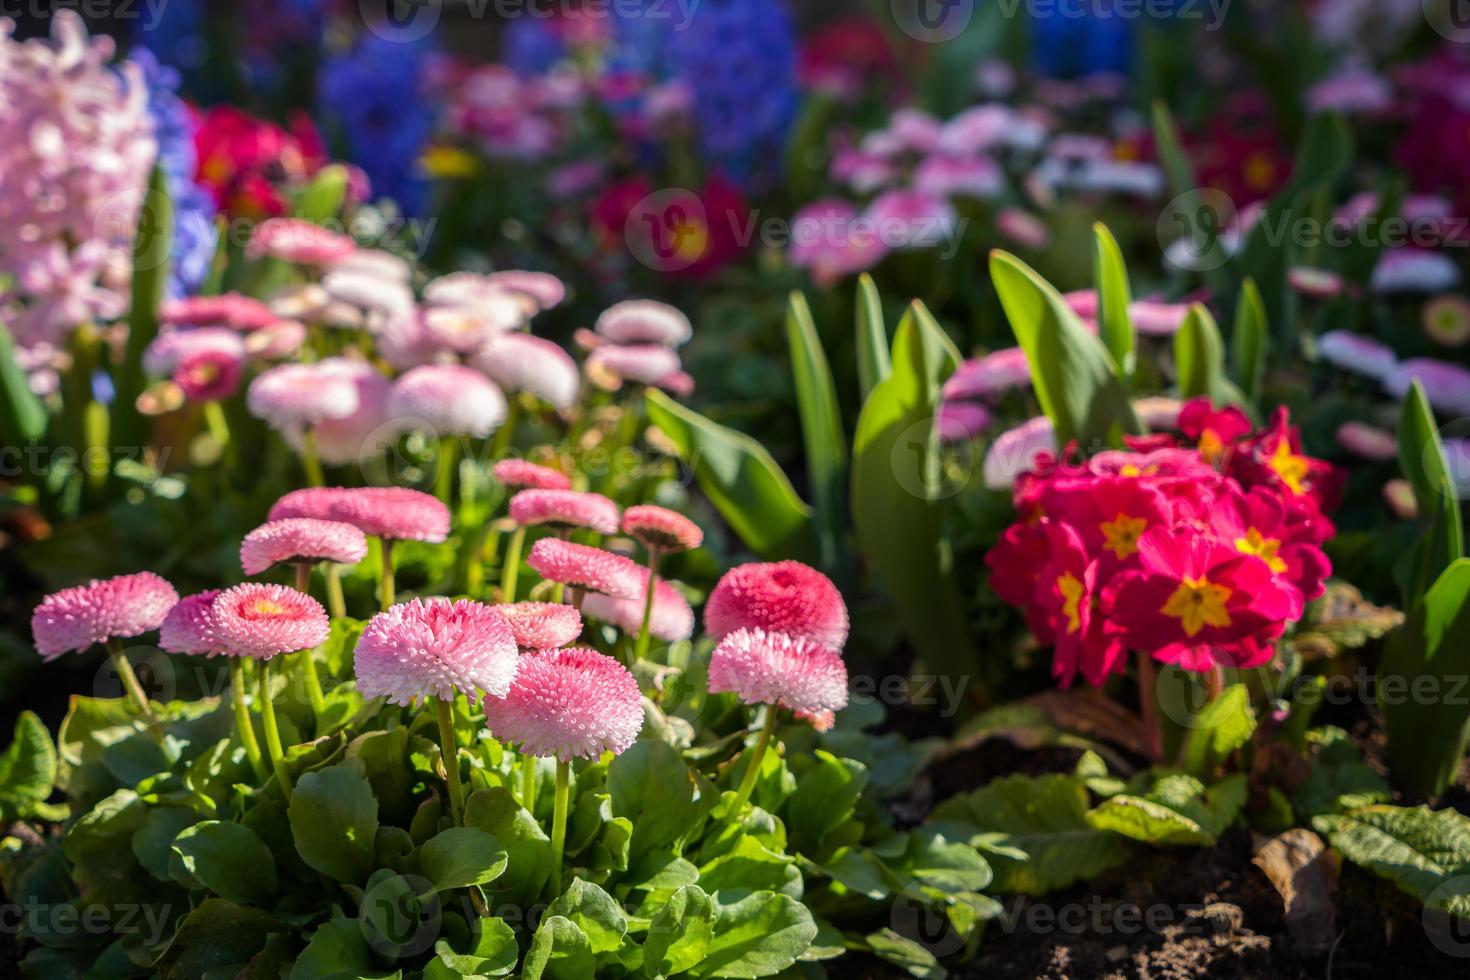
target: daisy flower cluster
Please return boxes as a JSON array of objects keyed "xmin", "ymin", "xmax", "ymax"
[{"xmin": 986, "ymin": 399, "xmax": 1340, "ymax": 685}]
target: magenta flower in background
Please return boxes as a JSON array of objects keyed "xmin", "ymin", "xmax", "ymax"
[
  {"xmin": 864, "ymin": 188, "xmax": 958, "ymax": 251},
  {"xmin": 473, "ymin": 332, "xmax": 581, "ymax": 410},
  {"xmin": 161, "ymin": 293, "xmax": 279, "ymax": 331},
  {"xmin": 159, "ymin": 590, "xmax": 223, "ymax": 656},
  {"xmin": 355, "ymin": 598, "xmax": 519, "ymax": 704},
  {"xmin": 209, "ymin": 583, "xmax": 330, "ymax": 660},
  {"xmin": 32, "ymin": 572, "xmax": 179, "ymax": 661},
  {"xmin": 937, "ymin": 401, "xmax": 994, "ymax": 443},
  {"xmin": 527, "ymin": 539, "xmax": 644, "ymax": 600},
  {"xmin": 493, "ymin": 459, "xmax": 572, "ymax": 491},
  {"xmin": 484, "ymin": 647, "xmax": 643, "ymax": 760},
  {"xmin": 944, "ymin": 348, "xmax": 1033, "ymax": 401},
  {"xmin": 705, "ymin": 560, "xmax": 849, "ymax": 652},
  {"xmin": 174, "ymin": 349, "xmax": 243, "ymax": 402},
  {"xmin": 510, "ymin": 489, "xmax": 621, "ymax": 535},
  {"xmin": 247, "ymin": 218, "xmax": 356, "ymax": 265},
  {"xmin": 707, "ymin": 628, "xmax": 849, "ymax": 716},
  {"xmin": 240, "ymin": 519, "xmax": 369, "ymax": 576},
  {"xmin": 248, "ymin": 361, "xmax": 362, "ymax": 431},
  {"xmin": 499, "ymin": 602, "xmax": 583, "ymax": 650}
]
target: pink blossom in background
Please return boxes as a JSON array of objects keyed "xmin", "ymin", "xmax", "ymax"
[
  {"xmin": 388, "ymin": 364, "xmax": 508, "ymax": 439},
  {"xmin": 1336, "ymin": 422, "xmax": 1399, "ymax": 462},
  {"xmin": 1316, "ymin": 331, "xmax": 1398, "ymax": 381},
  {"xmin": 789, "ymin": 199, "xmax": 888, "ymax": 285},
  {"xmin": 864, "ymin": 189, "xmax": 959, "ymax": 251},
  {"xmin": 474, "ymin": 332, "xmax": 581, "ymax": 410},
  {"xmin": 247, "ymin": 218, "xmax": 356, "ymax": 265}
]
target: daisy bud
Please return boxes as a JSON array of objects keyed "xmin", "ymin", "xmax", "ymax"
[
  {"xmin": 493, "ymin": 459, "xmax": 572, "ymax": 491},
  {"xmin": 621, "ymin": 505, "xmax": 703, "ymax": 554}
]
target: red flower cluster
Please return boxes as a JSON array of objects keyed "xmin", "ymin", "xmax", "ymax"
[
  {"xmin": 193, "ymin": 107, "xmax": 368, "ymax": 219},
  {"xmin": 986, "ymin": 400, "xmax": 1339, "ymax": 685}
]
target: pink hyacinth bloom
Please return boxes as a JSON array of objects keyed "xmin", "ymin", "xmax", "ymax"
[
  {"xmin": 621, "ymin": 505, "xmax": 703, "ymax": 553},
  {"xmin": 493, "ymin": 459, "xmax": 572, "ymax": 491},
  {"xmin": 159, "ymin": 590, "xmax": 223, "ymax": 656},
  {"xmin": 248, "ymin": 361, "xmax": 362, "ymax": 430},
  {"xmin": 1335, "ymin": 422, "xmax": 1398, "ymax": 462},
  {"xmin": 983, "ymin": 416, "xmax": 1057, "ymax": 490},
  {"xmin": 485, "ymin": 270, "xmax": 566, "ymax": 311},
  {"xmin": 1384, "ymin": 359, "xmax": 1470, "ymax": 415},
  {"xmin": 582, "ymin": 578, "xmax": 695, "ymax": 642},
  {"xmin": 330, "ymin": 487, "xmax": 452, "ymax": 543},
  {"xmin": 355, "ymin": 598, "xmax": 519, "ymax": 704},
  {"xmin": 943, "ymin": 348, "xmax": 1033, "ymax": 401},
  {"xmin": 269, "ymin": 487, "xmax": 354, "ymax": 523},
  {"xmin": 240, "ymin": 518, "xmax": 369, "ymax": 575},
  {"xmin": 707, "ymin": 628, "xmax": 849, "ymax": 716},
  {"xmin": 209, "ymin": 583, "xmax": 330, "ymax": 660},
  {"xmin": 705, "ymin": 560, "xmax": 849, "ymax": 651},
  {"xmin": 588, "ymin": 344, "xmax": 683, "ymax": 387},
  {"xmin": 160, "ymin": 293, "xmax": 278, "ymax": 331},
  {"xmin": 937, "ymin": 400, "xmax": 993, "ymax": 443},
  {"xmin": 499, "ymin": 602, "xmax": 583, "ymax": 649},
  {"xmin": 1317, "ymin": 331, "xmax": 1397, "ymax": 381},
  {"xmin": 388, "ymin": 364, "xmax": 507, "ymax": 439},
  {"xmin": 526, "ymin": 539, "xmax": 644, "ymax": 599},
  {"xmin": 248, "ymin": 218, "xmax": 356, "ymax": 265},
  {"xmin": 32, "ymin": 571, "xmax": 179, "ymax": 661},
  {"xmin": 865, "ymin": 189, "xmax": 959, "ymax": 251},
  {"xmin": 594, "ymin": 300, "xmax": 692, "ymax": 347},
  {"xmin": 174, "ymin": 348, "xmax": 243, "ymax": 402},
  {"xmin": 511, "ymin": 489, "xmax": 620, "ymax": 534},
  {"xmin": 484, "ymin": 647, "xmax": 644, "ymax": 760},
  {"xmin": 473, "ymin": 332, "xmax": 581, "ymax": 409}
]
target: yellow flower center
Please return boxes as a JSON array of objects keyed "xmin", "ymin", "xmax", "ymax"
[
  {"xmin": 1268, "ymin": 437, "xmax": 1310, "ymax": 495},
  {"xmin": 1057, "ymin": 572, "xmax": 1085, "ymax": 634},
  {"xmin": 1120, "ymin": 464, "xmax": 1142, "ymax": 477},
  {"xmin": 250, "ymin": 599, "xmax": 288, "ymax": 616},
  {"xmin": 1100, "ymin": 513, "xmax": 1148, "ymax": 560},
  {"xmin": 1234, "ymin": 527, "xmax": 1287, "ymax": 573},
  {"xmin": 1244, "ymin": 151, "xmax": 1277, "ymax": 192},
  {"xmin": 1161, "ymin": 576, "xmax": 1233, "ymax": 637},
  {"xmin": 1198, "ymin": 428, "xmax": 1225, "ymax": 465}
]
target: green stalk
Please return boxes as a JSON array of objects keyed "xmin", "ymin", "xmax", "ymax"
[
  {"xmin": 633, "ymin": 550, "xmax": 662, "ymax": 663},
  {"xmin": 106, "ymin": 638, "xmax": 156, "ymax": 721},
  {"xmin": 203, "ymin": 400, "xmax": 235, "ymax": 467},
  {"xmin": 727, "ymin": 707, "xmax": 780, "ymax": 820},
  {"xmin": 293, "ymin": 564, "xmax": 327, "ymax": 717},
  {"xmin": 230, "ymin": 657, "xmax": 269, "ymax": 781},
  {"xmin": 300, "ymin": 428, "xmax": 326, "ymax": 487},
  {"xmin": 436, "ymin": 697, "xmax": 466, "ymax": 826},
  {"xmin": 549, "ymin": 759, "xmax": 571, "ymax": 897},
  {"xmin": 325, "ymin": 564, "xmax": 346, "ymax": 618},
  {"xmin": 434, "ymin": 436, "xmax": 459, "ymax": 504},
  {"xmin": 380, "ymin": 537, "xmax": 396, "ymax": 610},
  {"xmin": 521, "ymin": 755, "xmax": 537, "ymax": 816},
  {"xmin": 501, "ymin": 525, "xmax": 526, "ymax": 602},
  {"xmin": 258, "ymin": 657, "xmax": 293, "ymax": 801},
  {"xmin": 490, "ymin": 397, "xmax": 520, "ymax": 465}
]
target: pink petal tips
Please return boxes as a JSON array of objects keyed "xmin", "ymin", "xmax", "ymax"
[
  {"xmin": 509, "ymin": 489, "xmax": 621, "ymax": 535},
  {"xmin": 208, "ymin": 584, "xmax": 330, "ymax": 661},
  {"xmin": 354, "ymin": 598, "xmax": 519, "ymax": 704},
  {"xmin": 240, "ymin": 519, "xmax": 369, "ymax": 575},
  {"xmin": 526, "ymin": 539, "xmax": 645, "ymax": 600},
  {"xmin": 32, "ymin": 572, "xmax": 180, "ymax": 661},
  {"xmin": 498, "ymin": 602, "xmax": 584, "ymax": 649},
  {"xmin": 484, "ymin": 647, "xmax": 643, "ymax": 760},
  {"xmin": 621, "ymin": 505, "xmax": 703, "ymax": 553},
  {"xmin": 707, "ymin": 628, "xmax": 849, "ymax": 716},
  {"xmin": 704, "ymin": 560, "xmax": 849, "ymax": 651}
]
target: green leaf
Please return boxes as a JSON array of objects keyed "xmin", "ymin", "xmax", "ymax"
[
  {"xmin": 169, "ymin": 821, "xmax": 278, "ymax": 905},
  {"xmin": 927, "ymin": 774, "xmax": 1129, "ymax": 895},
  {"xmin": 785, "ymin": 291, "xmax": 847, "ymax": 569},
  {"xmin": 989, "ymin": 250, "xmax": 1141, "ymax": 445},
  {"xmin": 884, "ymin": 828, "xmax": 994, "ymax": 894},
  {"xmin": 292, "ymin": 917, "xmax": 393, "ymax": 980},
  {"xmin": 1181, "ymin": 684, "xmax": 1257, "ymax": 777},
  {"xmin": 1380, "ymin": 560, "xmax": 1470, "ymax": 795},
  {"xmin": 289, "ymin": 765, "xmax": 379, "ymax": 884},
  {"xmin": 644, "ymin": 389, "xmax": 816, "ymax": 562},
  {"xmin": 608, "ymin": 739, "xmax": 699, "ymax": 858},
  {"xmin": 0, "ymin": 320, "xmax": 47, "ymax": 448},
  {"xmin": 522, "ymin": 915, "xmax": 594, "ymax": 980},
  {"xmin": 859, "ymin": 929, "xmax": 944, "ymax": 980},
  {"xmin": 463, "ymin": 787, "xmax": 551, "ymax": 902},
  {"xmin": 855, "ymin": 273, "xmax": 891, "ymax": 400},
  {"xmin": 156, "ymin": 899, "xmax": 282, "ymax": 980},
  {"xmin": 1174, "ymin": 304, "xmax": 1247, "ymax": 408},
  {"xmin": 131, "ymin": 806, "xmax": 200, "ymax": 881},
  {"xmin": 1395, "ymin": 381, "xmax": 1464, "ymax": 604},
  {"xmin": 0, "ymin": 711, "xmax": 58, "ymax": 822},
  {"xmin": 1092, "ymin": 223, "xmax": 1136, "ymax": 381},
  {"xmin": 1231, "ymin": 279, "xmax": 1267, "ymax": 402},
  {"xmin": 1315, "ymin": 805, "xmax": 1470, "ymax": 917},
  {"xmin": 546, "ymin": 877, "xmax": 627, "ymax": 954},
  {"xmin": 112, "ymin": 166, "xmax": 174, "ymax": 450},
  {"xmin": 644, "ymin": 884, "xmax": 714, "ymax": 977},
  {"xmin": 787, "ymin": 751, "xmax": 867, "ymax": 849},
  {"xmin": 687, "ymin": 892, "xmax": 817, "ymax": 979},
  {"xmin": 433, "ymin": 917, "xmax": 518, "ymax": 978},
  {"xmin": 850, "ymin": 301, "xmax": 977, "ymax": 677},
  {"xmin": 697, "ymin": 835, "xmax": 801, "ymax": 901},
  {"xmin": 1295, "ymin": 727, "xmax": 1390, "ymax": 819},
  {"xmin": 418, "ymin": 827, "xmax": 507, "ymax": 891},
  {"xmin": 1088, "ymin": 773, "xmax": 1246, "ymax": 846},
  {"xmin": 300, "ymin": 164, "xmax": 351, "ymax": 223}
]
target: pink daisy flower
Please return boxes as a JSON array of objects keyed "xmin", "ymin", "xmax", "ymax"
[
  {"xmin": 473, "ymin": 332, "xmax": 580, "ymax": 410},
  {"xmin": 240, "ymin": 518, "xmax": 369, "ymax": 575},
  {"xmin": 418, "ymin": 303, "xmax": 524, "ymax": 353},
  {"xmin": 388, "ymin": 364, "xmax": 507, "ymax": 439},
  {"xmin": 621, "ymin": 505, "xmax": 703, "ymax": 554},
  {"xmin": 330, "ymin": 487, "xmax": 451, "ymax": 543},
  {"xmin": 1317, "ymin": 331, "xmax": 1397, "ymax": 381},
  {"xmin": 484, "ymin": 647, "xmax": 644, "ymax": 760},
  {"xmin": 587, "ymin": 344, "xmax": 682, "ymax": 387},
  {"xmin": 707, "ymin": 628, "xmax": 849, "ymax": 716},
  {"xmin": 160, "ymin": 293, "xmax": 278, "ymax": 331},
  {"xmin": 943, "ymin": 348, "xmax": 1032, "ymax": 401},
  {"xmin": 159, "ymin": 590, "xmax": 223, "ymax": 656},
  {"xmin": 1384, "ymin": 359, "xmax": 1470, "ymax": 415},
  {"xmin": 493, "ymin": 459, "xmax": 572, "ymax": 491},
  {"xmin": 499, "ymin": 602, "xmax": 583, "ymax": 649},
  {"xmin": 355, "ymin": 598, "xmax": 519, "ymax": 704},
  {"xmin": 174, "ymin": 348, "xmax": 243, "ymax": 402},
  {"xmin": 582, "ymin": 578, "xmax": 695, "ymax": 642},
  {"xmin": 510, "ymin": 489, "xmax": 620, "ymax": 535},
  {"xmin": 244, "ymin": 319, "xmax": 307, "ymax": 360},
  {"xmin": 269, "ymin": 487, "xmax": 354, "ymax": 523},
  {"xmin": 704, "ymin": 560, "xmax": 849, "ymax": 651},
  {"xmin": 1287, "ymin": 267, "xmax": 1345, "ymax": 300},
  {"xmin": 983, "ymin": 416, "xmax": 1057, "ymax": 490},
  {"xmin": 1335, "ymin": 422, "xmax": 1398, "ymax": 461},
  {"xmin": 594, "ymin": 300, "xmax": 692, "ymax": 347},
  {"xmin": 526, "ymin": 539, "xmax": 644, "ymax": 600},
  {"xmin": 247, "ymin": 218, "xmax": 356, "ymax": 265},
  {"xmin": 996, "ymin": 208, "xmax": 1050, "ymax": 250},
  {"xmin": 485, "ymin": 270, "xmax": 566, "ymax": 311},
  {"xmin": 289, "ymin": 359, "xmax": 393, "ymax": 466},
  {"xmin": 144, "ymin": 328, "xmax": 246, "ymax": 378},
  {"xmin": 937, "ymin": 401, "xmax": 993, "ymax": 443},
  {"xmin": 32, "ymin": 572, "xmax": 179, "ymax": 661},
  {"xmin": 248, "ymin": 362, "xmax": 361, "ymax": 430},
  {"xmin": 208, "ymin": 583, "xmax": 330, "ymax": 660}
]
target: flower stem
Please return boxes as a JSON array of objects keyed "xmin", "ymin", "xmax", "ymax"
[
  {"xmin": 230, "ymin": 657, "xmax": 269, "ymax": 781},
  {"xmin": 434, "ymin": 436, "xmax": 459, "ymax": 504},
  {"xmin": 521, "ymin": 754, "xmax": 537, "ymax": 816},
  {"xmin": 106, "ymin": 638, "xmax": 156, "ymax": 721},
  {"xmin": 258, "ymin": 657, "xmax": 293, "ymax": 802},
  {"xmin": 300, "ymin": 428, "xmax": 326, "ymax": 487},
  {"xmin": 1206, "ymin": 664, "xmax": 1226, "ymax": 702},
  {"xmin": 436, "ymin": 697, "xmax": 466, "ymax": 827},
  {"xmin": 204, "ymin": 400, "xmax": 235, "ymax": 467},
  {"xmin": 380, "ymin": 537, "xmax": 396, "ymax": 610},
  {"xmin": 633, "ymin": 551, "xmax": 661, "ymax": 663},
  {"xmin": 728, "ymin": 707, "xmax": 780, "ymax": 820},
  {"xmin": 1135, "ymin": 650, "xmax": 1162, "ymax": 765},
  {"xmin": 293, "ymin": 564, "xmax": 327, "ymax": 717},
  {"xmin": 325, "ymin": 564, "xmax": 346, "ymax": 618},
  {"xmin": 501, "ymin": 525, "xmax": 526, "ymax": 602},
  {"xmin": 549, "ymin": 758, "xmax": 570, "ymax": 897}
]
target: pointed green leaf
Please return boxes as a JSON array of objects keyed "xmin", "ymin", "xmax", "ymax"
[
  {"xmin": 112, "ymin": 166, "xmax": 174, "ymax": 449},
  {"xmin": 1181, "ymin": 684, "xmax": 1257, "ymax": 777},
  {"xmin": 522, "ymin": 916, "xmax": 594, "ymax": 980},
  {"xmin": 1232, "ymin": 279, "xmax": 1267, "ymax": 402},
  {"xmin": 1092, "ymin": 223, "xmax": 1135, "ymax": 381},
  {"xmin": 855, "ymin": 273, "xmax": 891, "ymax": 400},
  {"xmin": 785, "ymin": 291, "xmax": 846, "ymax": 569},
  {"xmin": 644, "ymin": 884, "xmax": 714, "ymax": 977},
  {"xmin": 546, "ymin": 878, "xmax": 627, "ymax": 954},
  {"xmin": 0, "ymin": 321, "xmax": 46, "ymax": 448},
  {"xmin": 300, "ymin": 164, "xmax": 351, "ymax": 223},
  {"xmin": 1395, "ymin": 381, "xmax": 1464, "ymax": 604},
  {"xmin": 1089, "ymin": 773, "xmax": 1246, "ymax": 847},
  {"xmin": 0, "ymin": 711, "xmax": 57, "ymax": 821}
]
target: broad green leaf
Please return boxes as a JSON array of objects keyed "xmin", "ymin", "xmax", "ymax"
[
  {"xmin": 608, "ymin": 739, "xmax": 699, "ymax": 858},
  {"xmin": 418, "ymin": 826, "xmax": 507, "ymax": 891},
  {"xmin": 464, "ymin": 787, "xmax": 552, "ymax": 902},
  {"xmin": 927, "ymin": 774, "xmax": 1129, "ymax": 895},
  {"xmin": 882, "ymin": 828, "xmax": 993, "ymax": 894},
  {"xmin": 547, "ymin": 878, "xmax": 627, "ymax": 954},
  {"xmin": 1174, "ymin": 304, "xmax": 1247, "ymax": 408},
  {"xmin": 697, "ymin": 834, "xmax": 801, "ymax": 901},
  {"xmin": 785, "ymin": 291, "xmax": 847, "ymax": 569},
  {"xmin": 0, "ymin": 711, "xmax": 58, "ymax": 822},
  {"xmin": 1380, "ymin": 560, "xmax": 1470, "ymax": 795},
  {"xmin": 1092, "ymin": 223, "xmax": 1136, "ymax": 381},
  {"xmin": 289, "ymin": 765, "xmax": 379, "ymax": 884},
  {"xmin": 1295, "ymin": 727, "xmax": 1390, "ymax": 819},
  {"xmin": 1181, "ymin": 684, "xmax": 1257, "ymax": 777},
  {"xmin": 850, "ymin": 301, "xmax": 977, "ymax": 677},
  {"xmin": 786, "ymin": 752, "xmax": 867, "ymax": 849},
  {"xmin": 859, "ymin": 929, "xmax": 943, "ymax": 980},
  {"xmin": 433, "ymin": 917, "xmax": 517, "ymax": 978},
  {"xmin": 170, "ymin": 821, "xmax": 278, "ymax": 906},
  {"xmin": 645, "ymin": 884, "xmax": 715, "ymax": 977},
  {"xmin": 644, "ymin": 389, "xmax": 816, "ymax": 562},
  {"xmin": 989, "ymin": 250, "xmax": 1141, "ymax": 445},
  {"xmin": 112, "ymin": 166, "xmax": 174, "ymax": 449},
  {"xmin": 156, "ymin": 899, "xmax": 283, "ymax": 980},
  {"xmin": 1231, "ymin": 278, "xmax": 1267, "ymax": 402},
  {"xmin": 1088, "ymin": 773, "xmax": 1246, "ymax": 847},
  {"xmin": 292, "ymin": 917, "xmax": 393, "ymax": 980},
  {"xmin": 522, "ymin": 915, "xmax": 594, "ymax": 980},
  {"xmin": 1315, "ymin": 805, "xmax": 1470, "ymax": 918},
  {"xmin": 300, "ymin": 164, "xmax": 351, "ymax": 223},
  {"xmin": 687, "ymin": 892, "xmax": 816, "ymax": 979},
  {"xmin": 131, "ymin": 806, "xmax": 200, "ymax": 881},
  {"xmin": 0, "ymin": 320, "xmax": 46, "ymax": 448},
  {"xmin": 855, "ymin": 273, "xmax": 891, "ymax": 400}
]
